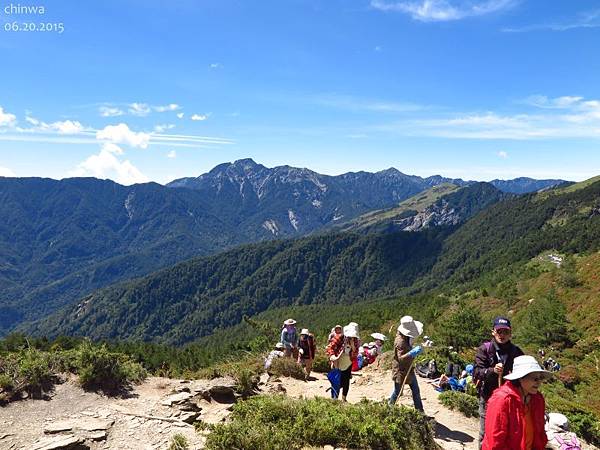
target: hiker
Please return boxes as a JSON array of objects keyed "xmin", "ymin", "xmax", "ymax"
[
  {"xmin": 481, "ymin": 355, "xmax": 551, "ymax": 450},
  {"xmin": 474, "ymin": 316, "xmax": 524, "ymax": 449},
  {"xmin": 297, "ymin": 329, "xmax": 316, "ymax": 379},
  {"xmin": 327, "ymin": 324, "xmax": 343, "ymax": 345},
  {"xmin": 280, "ymin": 318, "xmax": 299, "ymax": 358},
  {"xmin": 347, "ymin": 322, "xmax": 362, "ymax": 371},
  {"xmin": 545, "ymin": 413, "xmax": 582, "ymax": 450},
  {"xmin": 370, "ymin": 332, "xmax": 387, "ymax": 359},
  {"xmin": 327, "ymin": 324, "xmax": 359, "ymax": 401},
  {"xmin": 264, "ymin": 342, "xmax": 285, "ymax": 371},
  {"xmin": 389, "ymin": 315, "xmax": 424, "ymax": 412}
]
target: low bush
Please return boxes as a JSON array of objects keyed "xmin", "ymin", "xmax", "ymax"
[
  {"xmin": 438, "ymin": 391, "xmax": 479, "ymax": 418},
  {"xmin": 311, "ymin": 352, "xmax": 330, "ymax": 373},
  {"xmin": 268, "ymin": 357, "xmax": 305, "ymax": 380},
  {"xmin": 204, "ymin": 395, "xmax": 436, "ymax": 450},
  {"xmin": 76, "ymin": 341, "xmax": 146, "ymax": 393}
]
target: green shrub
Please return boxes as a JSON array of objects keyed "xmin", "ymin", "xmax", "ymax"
[
  {"xmin": 205, "ymin": 395, "xmax": 436, "ymax": 450},
  {"xmin": 0, "ymin": 373, "xmax": 14, "ymax": 391},
  {"xmin": 168, "ymin": 433, "xmax": 189, "ymax": 450},
  {"xmin": 438, "ymin": 391, "xmax": 479, "ymax": 418},
  {"xmin": 17, "ymin": 349, "xmax": 55, "ymax": 397},
  {"xmin": 268, "ymin": 357, "xmax": 305, "ymax": 380},
  {"xmin": 311, "ymin": 352, "xmax": 330, "ymax": 373},
  {"xmin": 76, "ymin": 341, "xmax": 146, "ymax": 393}
]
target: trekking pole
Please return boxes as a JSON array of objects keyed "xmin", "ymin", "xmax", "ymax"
[
  {"xmin": 399, "ymin": 359, "xmax": 416, "ymax": 396},
  {"xmin": 496, "ymin": 351, "xmax": 503, "ymax": 387}
]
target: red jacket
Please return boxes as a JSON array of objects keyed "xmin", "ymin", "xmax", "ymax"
[{"xmin": 482, "ymin": 381, "xmax": 547, "ymax": 450}]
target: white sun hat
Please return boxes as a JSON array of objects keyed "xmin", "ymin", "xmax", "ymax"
[
  {"xmin": 370, "ymin": 332, "xmax": 387, "ymax": 341},
  {"xmin": 300, "ymin": 328, "xmax": 309, "ymax": 335},
  {"xmin": 343, "ymin": 325, "xmax": 358, "ymax": 338},
  {"xmin": 504, "ymin": 355, "xmax": 553, "ymax": 381},
  {"xmin": 283, "ymin": 318, "xmax": 297, "ymax": 325},
  {"xmin": 397, "ymin": 316, "xmax": 423, "ymax": 338},
  {"xmin": 275, "ymin": 342, "xmax": 284, "ymax": 349}
]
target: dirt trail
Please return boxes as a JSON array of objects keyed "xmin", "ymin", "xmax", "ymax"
[{"xmin": 1, "ymin": 368, "xmax": 597, "ymax": 450}]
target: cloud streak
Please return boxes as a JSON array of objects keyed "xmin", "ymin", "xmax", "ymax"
[
  {"xmin": 371, "ymin": 0, "xmax": 516, "ymax": 22},
  {"xmin": 503, "ymin": 9, "xmax": 600, "ymax": 32}
]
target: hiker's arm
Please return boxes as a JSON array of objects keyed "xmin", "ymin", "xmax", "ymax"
[{"xmin": 474, "ymin": 345, "xmax": 496, "ymax": 383}]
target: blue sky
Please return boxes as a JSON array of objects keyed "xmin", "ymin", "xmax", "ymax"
[{"xmin": 1, "ymin": 0, "xmax": 599, "ymax": 184}]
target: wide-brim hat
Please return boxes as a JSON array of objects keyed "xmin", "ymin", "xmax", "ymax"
[
  {"xmin": 397, "ymin": 316, "xmax": 423, "ymax": 338},
  {"xmin": 546, "ymin": 413, "xmax": 569, "ymax": 433},
  {"xmin": 504, "ymin": 355, "xmax": 553, "ymax": 381},
  {"xmin": 370, "ymin": 332, "xmax": 387, "ymax": 341},
  {"xmin": 343, "ymin": 325, "xmax": 358, "ymax": 338},
  {"xmin": 275, "ymin": 342, "xmax": 284, "ymax": 349},
  {"xmin": 283, "ymin": 318, "xmax": 297, "ymax": 325},
  {"xmin": 300, "ymin": 328, "xmax": 309, "ymax": 335}
]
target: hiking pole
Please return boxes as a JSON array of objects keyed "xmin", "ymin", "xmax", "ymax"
[
  {"xmin": 496, "ymin": 351, "xmax": 503, "ymax": 388},
  {"xmin": 399, "ymin": 358, "xmax": 416, "ymax": 396}
]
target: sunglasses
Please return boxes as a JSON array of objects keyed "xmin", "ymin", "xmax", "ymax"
[{"xmin": 494, "ymin": 328, "xmax": 512, "ymax": 335}]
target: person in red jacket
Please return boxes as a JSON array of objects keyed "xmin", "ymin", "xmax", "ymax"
[{"xmin": 482, "ymin": 355, "xmax": 552, "ymax": 450}]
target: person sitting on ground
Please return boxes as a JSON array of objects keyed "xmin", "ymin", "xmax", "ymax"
[
  {"xmin": 474, "ymin": 316, "xmax": 524, "ymax": 449},
  {"xmin": 369, "ymin": 332, "xmax": 387, "ymax": 361},
  {"xmin": 297, "ymin": 329, "xmax": 316, "ymax": 379},
  {"xmin": 482, "ymin": 355, "xmax": 552, "ymax": 450},
  {"xmin": 327, "ymin": 324, "xmax": 358, "ymax": 401},
  {"xmin": 389, "ymin": 315, "xmax": 425, "ymax": 412},
  {"xmin": 545, "ymin": 412, "xmax": 581, "ymax": 450},
  {"xmin": 280, "ymin": 318, "xmax": 299, "ymax": 358},
  {"xmin": 264, "ymin": 342, "xmax": 285, "ymax": 371}
]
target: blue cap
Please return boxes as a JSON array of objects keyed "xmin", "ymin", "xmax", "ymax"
[{"xmin": 493, "ymin": 317, "xmax": 511, "ymax": 330}]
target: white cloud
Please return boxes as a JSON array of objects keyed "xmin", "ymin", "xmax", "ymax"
[
  {"xmin": 0, "ymin": 165, "xmax": 16, "ymax": 177},
  {"xmin": 497, "ymin": 151, "xmax": 508, "ymax": 158},
  {"xmin": 96, "ymin": 123, "xmax": 150, "ymax": 148},
  {"xmin": 69, "ymin": 143, "xmax": 148, "ymax": 185},
  {"xmin": 374, "ymin": 46, "xmax": 383, "ymax": 52},
  {"xmin": 51, "ymin": 120, "xmax": 85, "ymax": 134},
  {"xmin": 176, "ymin": 112, "xmax": 185, "ymax": 119},
  {"xmin": 0, "ymin": 106, "xmax": 17, "ymax": 127},
  {"xmin": 191, "ymin": 114, "xmax": 209, "ymax": 121},
  {"xmin": 503, "ymin": 9, "xmax": 600, "ymax": 32},
  {"xmin": 99, "ymin": 106, "xmax": 124, "ymax": 117},
  {"xmin": 210, "ymin": 63, "xmax": 223, "ymax": 69},
  {"xmin": 371, "ymin": 0, "xmax": 516, "ymax": 22},
  {"xmin": 167, "ymin": 150, "xmax": 177, "ymax": 158},
  {"xmin": 128, "ymin": 103, "xmax": 152, "ymax": 117},
  {"xmin": 153, "ymin": 124, "xmax": 176, "ymax": 133},
  {"xmin": 154, "ymin": 103, "xmax": 180, "ymax": 113}
]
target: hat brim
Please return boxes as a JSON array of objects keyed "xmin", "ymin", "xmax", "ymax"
[
  {"xmin": 284, "ymin": 319, "xmax": 297, "ymax": 325},
  {"xmin": 504, "ymin": 369, "xmax": 552, "ymax": 381},
  {"xmin": 494, "ymin": 325, "xmax": 512, "ymax": 331},
  {"xmin": 370, "ymin": 332, "xmax": 387, "ymax": 341},
  {"xmin": 398, "ymin": 320, "xmax": 423, "ymax": 338}
]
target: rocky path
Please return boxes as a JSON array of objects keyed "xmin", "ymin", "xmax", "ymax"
[{"xmin": 1, "ymin": 368, "xmax": 598, "ymax": 450}]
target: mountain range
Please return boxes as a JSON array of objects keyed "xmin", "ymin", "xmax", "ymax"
[
  {"xmin": 23, "ymin": 174, "xmax": 599, "ymax": 346},
  {"xmin": 0, "ymin": 158, "xmax": 566, "ymax": 335}
]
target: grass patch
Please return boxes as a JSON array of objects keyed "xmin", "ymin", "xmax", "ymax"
[
  {"xmin": 204, "ymin": 395, "xmax": 436, "ymax": 450},
  {"xmin": 438, "ymin": 391, "xmax": 479, "ymax": 418},
  {"xmin": 268, "ymin": 357, "xmax": 305, "ymax": 380},
  {"xmin": 168, "ymin": 433, "xmax": 189, "ymax": 450}
]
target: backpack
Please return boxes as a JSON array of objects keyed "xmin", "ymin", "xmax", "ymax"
[{"xmin": 554, "ymin": 434, "xmax": 581, "ymax": 450}]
